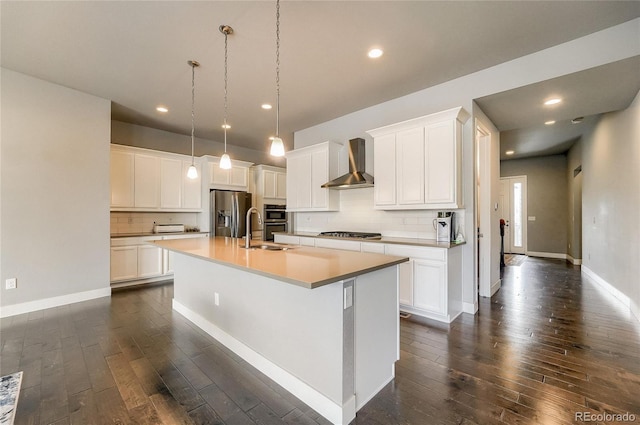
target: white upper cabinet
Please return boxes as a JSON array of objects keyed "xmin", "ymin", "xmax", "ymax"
[
  {"xmin": 134, "ymin": 153, "xmax": 160, "ymax": 208},
  {"xmin": 286, "ymin": 141, "xmax": 341, "ymax": 212},
  {"xmin": 110, "ymin": 144, "xmax": 203, "ymax": 212},
  {"xmin": 253, "ymin": 165, "xmax": 287, "ymax": 201},
  {"xmin": 367, "ymin": 107, "xmax": 469, "ymax": 210},
  {"xmin": 182, "ymin": 161, "xmax": 202, "ymax": 209},
  {"xmin": 160, "ymin": 158, "xmax": 183, "ymax": 209},
  {"xmin": 206, "ymin": 157, "xmax": 253, "ymax": 192},
  {"xmin": 110, "ymin": 149, "xmax": 135, "ymax": 208}
]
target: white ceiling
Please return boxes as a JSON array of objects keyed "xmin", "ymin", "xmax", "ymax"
[{"xmin": 2, "ymin": 1, "xmax": 639, "ymax": 156}]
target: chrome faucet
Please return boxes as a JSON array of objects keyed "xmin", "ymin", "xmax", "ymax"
[{"xmin": 245, "ymin": 207, "xmax": 262, "ymax": 248}]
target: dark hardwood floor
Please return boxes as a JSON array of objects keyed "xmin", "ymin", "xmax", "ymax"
[{"xmin": 2, "ymin": 257, "xmax": 639, "ymax": 424}]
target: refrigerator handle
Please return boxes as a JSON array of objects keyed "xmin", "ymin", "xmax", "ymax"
[{"xmin": 231, "ymin": 194, "xmax": 237, "ymax": 238}]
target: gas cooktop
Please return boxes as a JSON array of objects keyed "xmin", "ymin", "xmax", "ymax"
[{"xmin": 318, "ymin": 231, "xmax": 382, "ymax": 240}]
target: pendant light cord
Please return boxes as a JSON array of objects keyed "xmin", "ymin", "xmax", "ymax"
[
  {"xmin": 190, "ymin": 62, "xmax": 196, "ymax": 165},
  {"xmin": 275, "ymin": 0, "xmax": 280, "ymax": 137},
  {"xmin": 223, "ymin": 29, "xmax": 229, "ymax": 153}
]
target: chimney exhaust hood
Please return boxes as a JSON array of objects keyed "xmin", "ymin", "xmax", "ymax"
[{"xmin": 321, "ymin": 138, "xmax": 374, "ymax": 190}]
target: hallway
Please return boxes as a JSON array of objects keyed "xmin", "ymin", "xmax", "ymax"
[{"xmin": 1, "ymin": 258, "xmax": 639, "ymax": 424}]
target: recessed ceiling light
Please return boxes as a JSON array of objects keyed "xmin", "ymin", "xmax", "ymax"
[
  {"xmin": 545, "ymin": 120, "xmax": 556, "ymax": 125},
  {"xmin": 221, "ymin": 124, "xmax": 231, "ymax": 129},
  {"xmin": 571, "ymin": 117, "xmax": 584, "ymax": 124},
  {"xmin": 544, "ymin": 98, "xmax": 562, "ymax": 106},
  {"xmin": 368, "ymin": 48, "xmax": 383, "ymax": 59},
  {"xmin": 505, "ymin": 150, "xmax": 515, "ymax": 156},
  {"xmin": 261, "ymin": 104, "xmax": 272, "ymax": 110},
  {"xmin": 156, "ymin": 106, "xmax": 169, "ymax": 113}
]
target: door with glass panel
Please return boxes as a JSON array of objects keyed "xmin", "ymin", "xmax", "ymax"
[{"xmin": 499, "ymin": 176, "xmax": 527, "ymax": 254}]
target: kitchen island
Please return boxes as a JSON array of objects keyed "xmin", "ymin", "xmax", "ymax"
[{"xmin": 151, "ymin": 236, "xmax": 408, "ymax": 425}]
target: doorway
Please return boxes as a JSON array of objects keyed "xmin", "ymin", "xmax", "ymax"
[{"xmin": 499, "ymin": 176, "xmax": 527, "ymax": 254}]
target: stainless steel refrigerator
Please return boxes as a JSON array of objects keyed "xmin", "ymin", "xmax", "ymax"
[{"xmin": 210, "ymin": 190, "xmax": 252, "ymax": 238}]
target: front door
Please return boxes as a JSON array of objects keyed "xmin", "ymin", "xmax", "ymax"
[{"xmin": 499, "ymin": 176, "xmax": 527, "ymax": 254}]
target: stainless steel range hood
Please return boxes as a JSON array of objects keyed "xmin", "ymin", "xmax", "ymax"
[{"xmin": 321, "ymin": 138, "xmax": 374, "ymax": 189}]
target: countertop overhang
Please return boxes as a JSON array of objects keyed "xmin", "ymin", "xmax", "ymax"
[{"xmin": 152, "ymin": 236, "xmax": 408, "ymax": 289}]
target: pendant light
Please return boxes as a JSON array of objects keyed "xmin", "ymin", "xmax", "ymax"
[
  {"xmin": 219, "ymin": 25, "xmax": 233, "ymax": 170},
  {"xmin": 270, "ymin": 0, "xmax": 285, "ymax": 157},
  {"xmin": 187, "ymin": 60, "xmax": 200, "ymax": 179}
]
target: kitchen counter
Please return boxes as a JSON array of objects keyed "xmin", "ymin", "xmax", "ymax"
[
  {"xmin": 111, "ymin": 231, "xmax": 208, "ymax": 238},
  {"xmin": 275, "ymin": 231, "xmax": 466, "ymax": 248},
  {"xmin": 152, "ymin": 235, "xmax": 403, "ymax": 424},
  {"xmin": 151, "ymin": 236, "xmax": 408, "ymax": 289}
]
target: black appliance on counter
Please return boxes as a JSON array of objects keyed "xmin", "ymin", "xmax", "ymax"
[
  {"xmin": 263, "ymin": 204, "xmax": 288, "ymax": 241},
  {"xmin": 318, "ymin": 231, "xmax": 382, "ymax": 240}
]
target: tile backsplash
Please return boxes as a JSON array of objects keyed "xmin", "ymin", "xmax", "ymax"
[
  {"xmin": 294, "ymin": 188, "xmax": 465, "ymax": 240},
  {"xmin": 110, "ymin": 212, "xmax": 200, "ymax": 235}
]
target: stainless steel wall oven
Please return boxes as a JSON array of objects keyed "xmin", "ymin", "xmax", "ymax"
[{"xmin": 263, "ymin": 204, "xmax": 287, "ymax": 241}]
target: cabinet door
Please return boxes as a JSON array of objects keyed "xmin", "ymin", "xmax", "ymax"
[
  {"xmin": 110, "ymin": 246, "xmax": 138, "ymax": 281},
  {"xmin": 163, "ymin": 249, "xmax": 174, "ymax": 275},
  {"xmin": 396, "ymin": 127, "xmax": 425, "ymax": 205},
  {"xmin": 413, "ymin": 259, "xmax": 446, "ymax": 315},
  {"xmin": 264, "ymin": 170, "xmax": 277, "ymax": 198},
  {"xmin": 110, "ymin": 150, "xmax": 135, "ymax": 208},
  {"xmin": 137, "ymin": 245, "xmax": 163, "ymax": 278},
  {"xmin": 373, "ymin": 134, "xmax": 396, "ymax": 206},
  {"xmin": 275, "ymin": 172, "xmax": 287, "ymax": 199},
  {"xmin": 425, "ymin": 120, "xmax": 456, "ymax": 204},
  {"xmin": 211, "ymin": 165, "xmax": 230, "ymax": 186},
  {"xmin": 230, "ymin": 166, "xmax": 248, "ymax": 188},
  {"xmin": 311, "ymin": 150, "xmax": 328, "ymax": 209},
  {"xmin": 287, "ymin": 154, "xmax": 312, "ymax": 209},
  {"xmin": 160, "ymin": 158, "xmax": 182, "ymax": 209},
  {"xmin": 182, "ymin": 161, "xmax": 202, "ymax": 209},
  {"xmin": 398, "ymin": 260, "xmax": 413, "ymax": 306},
  {"xmin": 134, "ymin": 154, "xmax": 160, "ymax": 208}
]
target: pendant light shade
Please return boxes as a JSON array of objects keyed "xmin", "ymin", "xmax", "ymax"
[
  {"xmin": 270, "ymin": 0, "xmax": 285, "ymax": 157},
  {"xmin": 187, "ymin": 60, "xmax": 200, "ymax": 179},
  {"xmin": 270, "ymin": 137, "xmax": 285, "ymax": 157},
  {"xmin": 220, "ymin": 25, "xmax": 233, "ymax": 169},
  {"xmin": 187, "ymin": 164, "xmax": 198, "ymax": 179},
  {"xmin": 220, "ymin": 153, "xmax": 232, "ymax": 169}
]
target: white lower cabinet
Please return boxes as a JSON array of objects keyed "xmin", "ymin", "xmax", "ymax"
[
  {"xmin": 110, "ymin": 246, "xmax": 138, "ymax": 281},
  {"xmin": 137, "ymin": 245, "xmax": 163, "ymax": 278},
  {"xmin": 384, "ymin": 244, "xmax": 461, "ymax": 323},
  {"xmin": 110, "ymin": 234, "xmax": 206, "ymax": 285}
]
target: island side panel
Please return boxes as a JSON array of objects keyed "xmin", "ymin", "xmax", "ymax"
[
  {"xmin": 172, "ymin": 252, "xmax": 346, "ymax": 405},
  {"xmin": 354, "ymin": 265, "xmax": 399, "ymax": 410}
]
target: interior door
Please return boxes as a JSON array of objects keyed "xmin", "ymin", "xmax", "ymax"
[{"xmin": 499, "ymin": 177, "xmax": 527, "ymax": 254}]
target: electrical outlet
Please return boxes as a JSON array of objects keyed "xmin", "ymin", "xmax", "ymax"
[
  {"xmin": 5, "ymin": 278, "xmax": 17, "ymax": 290},
  {"xmin": 214, "ymin": 292, "xmax": 220, "ymax": 306},
  {"xmin": 343, "ymin": 286, "xmax": 353, "ymax": 309}
]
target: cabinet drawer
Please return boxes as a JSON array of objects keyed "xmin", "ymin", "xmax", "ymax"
[
  {"xmin": 361, "ymin": 242, "xmax": 385, "ymax": 254},
  {"xmin": 299, "ymin": 237, "xmax": 316, "ymax": 247},
  {"xmin": 385, "ymin": 244, "xmax": 445, "ymax": 262},
  {"xmin": 314, "ymin": 238, "xmax": 361, "ymax": 252},
  {"xmin": 274, "ymin": 235, "xmax": 300, "ymax": 245}
]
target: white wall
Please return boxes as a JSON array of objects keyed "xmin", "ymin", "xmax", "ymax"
[
  {"xmin": 1, "ymin": 69, "xmax": 111, "ymax": 312},
  {"xmin": 581, "ymin": 90, "xmax": 640, "ymax": 322},
  {"xmin": 293, "ymin": 19, "xmax": 640, "ymax": 310}
]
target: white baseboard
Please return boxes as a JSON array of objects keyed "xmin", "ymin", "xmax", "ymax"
[
  {"xmin": 526, "ymin": 251, "xmax": 567, "ymax": 260},
  {"xmin": 566, "ymin": 255, "xmax": 582, "ymax": 265},
  {"xmin": 582, "ymin": 266, "xmax": 639, "ymax": 324},
  {"xmin": 462, "ymin": 301, "xmax": 478, "ymax": 315},
  {"xmin": 0, "ymin": 287, "xmax": 111, "ymax": 318},
  {"xmin": 172, "ymin": 299, "xmax": 351, "ymax": 425},
  {"xmin": 491, "ymin": 279, "xmax": 501, "ymax": 296}
]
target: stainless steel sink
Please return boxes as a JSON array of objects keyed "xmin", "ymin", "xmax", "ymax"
[{"xmin": 249, "ymin": 244, "xmax": 293, "ymax": 251}]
